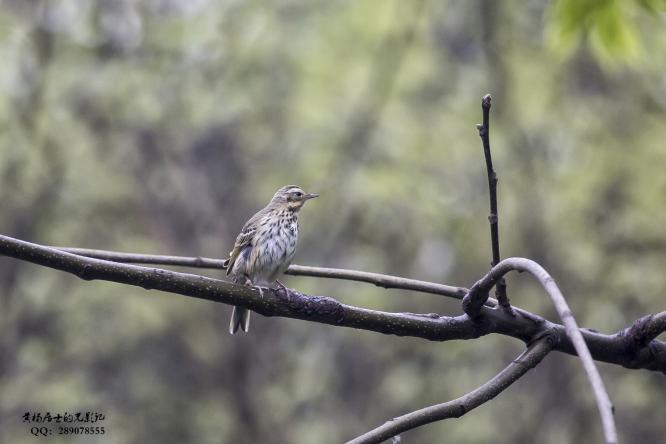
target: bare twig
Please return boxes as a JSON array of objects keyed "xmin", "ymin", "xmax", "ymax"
[
  {"xmin": 56, "ymin": 247, "xmax": 470, "ymax": 301},
  {"xmin": 57, "ymin": 247, "xmax": 228, "ymax": 269},
  {"xmin": 347, "ymin": 335, "xmax": 555, "ymax": 444},
  {"xmin": 476, "ymin": 94, "xmax": 511, "ymax": 313},
  {"xmin": 288, "ymin": 265, "xmax": 470, "ymax": 300},
  {"xmin": 463, "ymin": 257, "xmax": 617, "ymax": 444},
  {"xmin": 2, "ymin": 235, "xmax": 665, "ymax": 376}
]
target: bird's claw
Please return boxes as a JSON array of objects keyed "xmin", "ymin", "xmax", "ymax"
[{"xmin": 275, "ymin": 279, "xmax": 289, "ymax": 294}]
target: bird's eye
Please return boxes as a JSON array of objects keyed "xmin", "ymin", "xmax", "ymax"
[{"xmin": 294, "ymin": 192, "xmax": 303, "ymax": 197}]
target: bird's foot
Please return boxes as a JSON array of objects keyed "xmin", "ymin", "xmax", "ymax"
[
  {"xmin": 255, "ymin": 285, "xmax": 273, "ymax": 298},
  {"xmin": 274, "ymin": 279, "xmax": 291, "ymax": 301},
  {"xmin": 275, "ymin": 279, "xmax": 289, "ymax": 294},
  {"xmin": 243, "ymin": 277, "xmax": 267, "ymax": 298}
]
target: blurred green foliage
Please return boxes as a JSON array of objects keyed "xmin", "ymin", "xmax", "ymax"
[
  {"xmin": 547, "ymin": 0, "xmax": 665, "ymax": 65},
  {"xmin": 0, "ymin": 1, "xmax": 664, "ymax": 443}
]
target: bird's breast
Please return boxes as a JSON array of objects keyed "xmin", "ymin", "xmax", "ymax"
[{"xmin": 248, "ymin": 216, "xmax": 299, "ymax": 283}]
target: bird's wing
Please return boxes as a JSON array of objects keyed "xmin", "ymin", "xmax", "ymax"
[{"xmin": 225, "ymin": 209, "xmax": 266, "ymax": 275}]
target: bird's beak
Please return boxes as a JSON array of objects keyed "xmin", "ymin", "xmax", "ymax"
[{"xmin": 304, "ymin": 193, "xmax": 319, "ymax": 200}]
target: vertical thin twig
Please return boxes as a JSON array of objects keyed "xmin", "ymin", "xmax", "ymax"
[{"xmin": 476, "ymin": 94, "xmax": 511, "ymax": 313}]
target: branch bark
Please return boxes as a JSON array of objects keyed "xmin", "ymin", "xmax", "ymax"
[
  {"xmin": 347, "ymin": 335, "xmax": 555, "ymax": 444},
  {"xmin": 2, "ymin": 235, "xmax": 664, "ymax": 375}
]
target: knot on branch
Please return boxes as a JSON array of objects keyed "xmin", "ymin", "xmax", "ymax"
[
  {"xmin": 462, "ymin": 283, "xmax": 488, "ymax": 319},
  {"xmin": 622, "ymin": 314, "xmax": 658, "ymax": 355},
  {"xmin": 77, "ymin": 264, "xmax": 93, "ymax": 281},
  {"xmin": 275, "ymin": 288, "xmax": 345, "ymax": 323},
  {"xmin": 530, "ymin": 330, "xmax": 559, "ymax": 349}
]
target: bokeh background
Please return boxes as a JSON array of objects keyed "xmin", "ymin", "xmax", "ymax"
[{"xmin": 1, "ymin": 1, "xmax": 664, "ymax": 443}]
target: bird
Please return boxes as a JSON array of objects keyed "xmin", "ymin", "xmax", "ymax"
[{"xmin": 223, "ymin": 185, "xmax": 319, "ymax": 334}]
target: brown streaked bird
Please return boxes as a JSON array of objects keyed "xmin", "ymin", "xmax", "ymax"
[{"xmin": 223, "ymin": 185, "xmax": 319, "ymax": 334}]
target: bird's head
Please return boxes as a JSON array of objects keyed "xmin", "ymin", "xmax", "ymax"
[{"xmin": 271, "ymin": 185, "xmax": 319, "ymax": 211}]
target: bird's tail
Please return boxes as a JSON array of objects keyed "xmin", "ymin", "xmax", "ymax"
[{"xmin": 229, "ymin": 306, "xmax": 251, "ymax": 334}]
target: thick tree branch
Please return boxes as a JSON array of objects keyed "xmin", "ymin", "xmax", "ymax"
[
  {"xmin": 347, "ymin": 335, "xmax": 555, "ymax": 444},
  {"xmin": 56, "ymin": 247, "xmax": 470, "ymax": 301},
  {"xmin": 2, "ymin": 236, "xmax": 486, "ymax": 340},
  {"xmin": 463, "ymin": 257, "xmax": 617, "ymax": 444},
  {"xmin": 476, "ymin": 94, "xmax": 510, "ymax": 312},
  {"xmin": 1, "ymin": 235, "xmax": 665, "ymax": 376}
]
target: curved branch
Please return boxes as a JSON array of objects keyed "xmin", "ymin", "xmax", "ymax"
[
  {"xmin": 2, "ymin": 235, "xmax": 665, "ymax": 375},
  {"xmin": 56, "ymin": 247, "xmax": 470, "ymax": 301},
  {"xmin": 347, "ymin": 335, "xmax": 554, "ymax": 444},
  {"xmin": 463, "ymin": 257, "xmax": 617, "ymax": 444}
]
